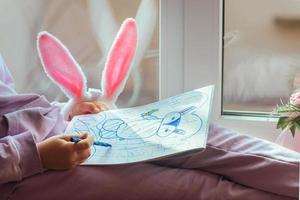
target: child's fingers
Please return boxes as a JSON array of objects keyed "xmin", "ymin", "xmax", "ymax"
[
  {"xmin": 76, "ymin": 150, "xmax": 91, "ymax": 163},
  {"xmin": 60, "ymin": 133, "xmax": 89, "ymax": 141},
  {"xmin": 74, "ymin": 135, "xmax": 94, "ymax": 151},
  {"xmin": 79, "ymin": 102, "xmax": 99, "ymax": 114},
  {"xmin": 71, "ymin": 102, "xmax": 97, "ymax": 116},
  {"xmin": 69, "ymin": 101, "xmax": 106, "ymax": 119},
  {"xmin": 94, "ymin": 101, "xmax": 108, "ymax": 112},
  {"xmin": 79, "ymin": 133, "xmax": 88, "ymax": 139},
  {"xmin": 82, "ymin": 102, "xmax": 105, "ymax": 114}
]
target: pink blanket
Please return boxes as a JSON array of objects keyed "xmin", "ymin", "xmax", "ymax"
[{"xmin": 3, "ymin": 124, "xmax": 299, "ymax": 200}]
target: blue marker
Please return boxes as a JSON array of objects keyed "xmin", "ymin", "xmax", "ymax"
[{"xmin": 70, "ymin": 137, "xmax": 112, "ymax": 147}]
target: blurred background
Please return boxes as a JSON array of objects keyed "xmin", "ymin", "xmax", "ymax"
[
  {"xmin": 0, "ymin": 0, "xmax": 159, "ymax": 107},
  {"xmin": 223, "ymin": 0, "xmax": 300, "ymax": 114},
  {"xmin": 5, "ymin": 0, "xmax": 299, "ymax": 115}
]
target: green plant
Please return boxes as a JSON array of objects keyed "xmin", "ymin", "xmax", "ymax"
[{"xmin": 275, "ymin": 92, "xmax": 300, "ymax": 137}]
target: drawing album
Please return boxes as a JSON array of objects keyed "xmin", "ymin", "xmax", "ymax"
[{"xmin": 65, "ymin": 85, "xmax": 214, "ymax": 165}]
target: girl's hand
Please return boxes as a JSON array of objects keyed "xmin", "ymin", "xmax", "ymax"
[
  {"xmin": 37, "ymin": 133, "xmax": 94, "ymax": 170},
  {"xmin": 68, "ymin": 101, "xmax": 107, "ymax": 120}
]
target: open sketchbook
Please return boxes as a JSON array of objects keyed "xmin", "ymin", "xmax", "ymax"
[{"xmin": 65, "ymin": 85, "xmax": 214, "ymax": 165}]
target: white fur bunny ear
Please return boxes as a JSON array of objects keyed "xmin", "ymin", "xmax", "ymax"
[
  {"xmin": 37, "ymin": 31, "xmax": 87, "ymax": 100},
  {"xmin": 101, "ymin": 18, "xmax": 138, "ymax": 103}
]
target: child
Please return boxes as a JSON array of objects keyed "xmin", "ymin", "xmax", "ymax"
[
  {"xmin": 0, "ymin": 54, "xmax": 299, "ymax": 200},
  {"xmin": 0, "ymin": 53, "xmax": 107, "ymax": 178}
]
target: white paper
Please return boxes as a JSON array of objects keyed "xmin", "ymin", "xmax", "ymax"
[{"xmin": 65, "ymin": 85, "xmax": 214, "ymax": 165}]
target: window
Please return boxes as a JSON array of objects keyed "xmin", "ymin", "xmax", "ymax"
[
  {"xmin": 223, "ymin": 0, "xmax": 300, "ymax": 117},
  {"xmin": 181, "ymin": 0, "xmax": 284, "ymax": 141}
]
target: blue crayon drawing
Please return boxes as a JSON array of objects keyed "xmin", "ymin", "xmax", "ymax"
[{"xmin": 66, "ymin": 86, "xmax": 214, "ymax": 165}]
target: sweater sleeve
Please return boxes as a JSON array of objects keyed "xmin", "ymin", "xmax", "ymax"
[
  {"xmin": 0, "ymin": 102, "xmax": 68, "ymax": 184},
  {"xmin": 0, "ymin": 132, "xmax": 43, "ymax": 184},
  {"xmin": 0, "ymin": 54, "xmax": 68, "ymax": 184}
]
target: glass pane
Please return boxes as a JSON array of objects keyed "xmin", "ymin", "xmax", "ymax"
[
  {"xmin": 0, "ymin": 0, "xmax": 159, "ymax": 107},
  {"xmin": 223, "ymin": 0, "xmax": 300, "ymax": 115}
]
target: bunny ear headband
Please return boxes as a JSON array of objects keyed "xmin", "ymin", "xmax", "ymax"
[{"xmin": 37, "ymin": 18, "xmax": 138, "ymax": 117}]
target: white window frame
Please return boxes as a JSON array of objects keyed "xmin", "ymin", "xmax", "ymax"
[{"xmin": 160, "ymin": 0, "xmax": 280, "ymax": 141}]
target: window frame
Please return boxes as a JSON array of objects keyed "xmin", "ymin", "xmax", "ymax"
[{"xmin": 160, "ymin": 0, "xmax": 281, "ymax": 141}]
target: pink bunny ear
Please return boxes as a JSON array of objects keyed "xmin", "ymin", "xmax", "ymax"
[
  {"xmin": 102, "ymin": 18, "xmax": 138, "ymax": 102},
  {"xmin": 37, "ymin": 32, "xmax": 87, "ymax": 99}
]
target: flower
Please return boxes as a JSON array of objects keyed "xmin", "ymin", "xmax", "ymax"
[
  {"xmin": 274, "ymin": 91, "xmax": 300, "ymax": 137},
  {"xmin": 290, "ymin": 92, "xmax": 300, "ymax": 107}
]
